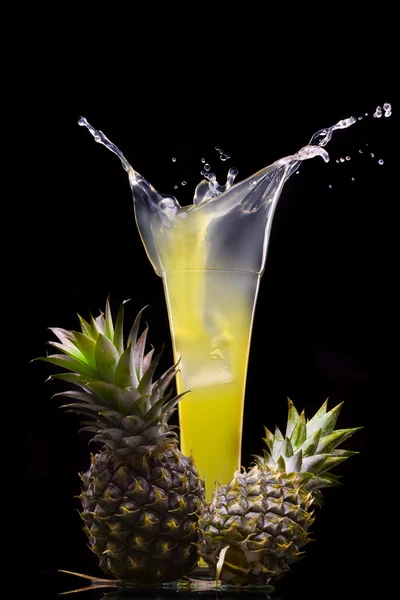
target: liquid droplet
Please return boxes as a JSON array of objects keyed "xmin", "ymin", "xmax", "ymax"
[
  {"xmin": 229, "ymin": 167, "xmax": 238, "ymax": 178},
  {"xmin": 385, "ymin": 110, "xmax": 392, "ymax": 117},
  {"xmin": 378, "ymin": 159, "xmax": 384, "ymax": 165},
  {"xmin": 340, "ymin": 158, "xmax": 345, "ymax": 162},
  {"xmin": 215, "ymin": 146, "xmax": 220, "ymax": 151},
  {"xmin": 174, "ymin": 185, "xmax": 178, "ymax": 189},
  {"xmin": 383, "ymin": 102, "xmax": 391, "ymax": 111},
  {"xmin": 204, "ymin": 163, "xmax": 210, "ymax": 172},
  {"xmin": 351, "ymin": 177, "xmax": 355, "ymax": 181},
  {"xmin": 172, "ymin": 157, "xmax": 177, "ymax": 162},
  {"xmin": 181, "ymin": 181, "xmax": 187, "ymax": 186},
  {"xmin": 328, "ymin": 184, "xmax": 332, "ymax": 188},
  {"xmin": 370, "ymin": 153, "xmax": 375, "ymax": 158},
  {"xmin": 220, "ymin": 154, "xmax": 228, "ymax": 161},
  {"xmin": 296, "ymin": 170, "xmax": 300, "ymax": 173},
  {"xmin": 219, "ymin": 149, "xmax": 223, "ymax": 154},
  {"xmin": 359, "ymin": 149, "xmax": 363, "ymax": 154},
  {"xmin": 365, "ymin": 113, "xmax": 369, "ymax": 116},
  {"xmin": 373, "ymin": 106, "xmax": 382, "ymax": 119},
  {"xmin": 346, "ymin": 156, "xmax": 351, "ymax": 161},
  {"xmin": 201, "ymin": 158, "xmax": 206, "ymax": 163},
  {"xmin": 335, "ymin": 160, "xmax": 340, "ymax": 163},
  {"xmin": 358, "ymin": 116, "xmax": 363, "ymax": 121}
]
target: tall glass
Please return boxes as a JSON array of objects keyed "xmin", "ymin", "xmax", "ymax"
[
  {"xmin": 78, "ymin": 116, "xmax": 354, "ymax": 499},
  {"xmin": 130, "ymin": 164, "xmax": 290, "ymax": 499}
]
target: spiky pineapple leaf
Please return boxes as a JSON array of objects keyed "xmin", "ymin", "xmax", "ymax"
[
  {"xmin": 121, "ymin": 415, "xmax": 145, "ymax": 435},
  {"xmin": 95, "ymin": 334, "xmax": 119, "ymax": 383},
  {"xmin": 310, "ymin": 472, "xmax": 342, "ymax": 489},
  {"xmin": 276, "ymin": 455, "xmax": 286, "ymax": 471},
  {"xmin": 91, "ymin": 435, "xmax": 117, "ymax": 450},
  {"xmin": 72, "ymin": 331, "xmax": 97, "ymax": 369},
  {"xmin": 134, "ymin": 394, "xmax": 152, "ymax": 417},
  {"xmin": 52, "ymin": 390, "xmax": 96, "ymax": 405},
  {"xmin": 143, "ymin": 348, "xmax": 155, "ymax": 374},
  {"xmin": 286, "ymin": 398, "xmax": 300, "ymax": 438},
  {"xmin": 90, "ymin": 313, "xmax": 102, "ymax": 340},
  {"xmin": 48, "ymin": 327, "xmax": 76, "ymax": 346},
  {"xmin": 290, "ymin": 411, "xmax": 306, "ymax": 450},
  {"xmin": 281, "ymin": 437, "xmax": 293, "ymax": 458},
  {"xmin": 285, "ymin": 449, "xmax": 302, "ymax": 473},
  {"xmin": 114, "ymin": 345, "xmax": 136, "ymax": 389},
  {"xmin": 77, "ymin": 314, "xmax": 92, "ymax": 338},
  {"xmin": 134, "ymin": 327, "xmax": 149, "ymax": 380},
  {"xmin": 79, "ymin": 426, "xmax": 99, "ymax": 433},
  {"xmin": 50, "ymin": 372, "xmax": 85, "ymax": 386},
  {"xmin": 96, "ymin": 312, "xmax": 106, "ymax": 335},
  {"xmin": 306, "ymin": 402, "xmax": 343, "ymax": 438},
  {"xmin": 317, "ymin": 427, "xmax": 362, "ymax": 454},
  {"xmin": 271, "ymin": 427, "xmax": 284, "ymax": 461},
  {"xmin": 127, "ymin": 305, "xmax": 148, "ymax": 348},
  {"xmin": 149, "ymin": 362, "xmax": 178, "ymax": 407},
  {"xmin": 99, "ymin": 410, "xmax": 123, "ymax": 425},
  {"xmin": 316, "ymin": 455, "xmax": 349, "ymax": 474},
  {"xmin": 47, "ymin": 340, "xmax": 85, "ymax": 363},
  {"xmin": 147, "ymin": 391, "xmax": 187, "ymax": 420},
  {"xmin": 100, "ymin": 428, "xmax": 124, "ymax": 443},
  {"xmin": 301, "ymin": 454, "xmax": 328, "ymax": 473},
  {"xmin": 331, "ymin": 449, "xmax": 359, "ymax": 457},
  {"xmin": 120, "ymin": 434, "xmax": 147, "ymax": 449},
  {"xmin": 116, "ymin": 387, "xmax": 141, "ymax": 415},
  {"xmin": 113, "ymin": 302, "xmax": 126, "ymax": 356},
  {"xmin": 105, "ymin": 296, "xmax": 114, "ymax": 341},
  {"xmin": 262, "ymin": 427, "xmax": 274, "ymax": 453},
  {"xmin": 138, "ymin": 347, "xmax": 163, "ymax": 396},
  {"xmin": 307, "ymin": 399, "xmax": 328, "ymax": 426},
  {"xmin": 83, "ymin": 380, "xmax": 123, "ymax": 408},
  {"xmin": 59, "ymin": 402, "xmax": 110, "ymax": 414},
  {"xmin": 40, "ymin": 355, "xmax": 98, "ymax": 379},
  {"xmin": 298, "ymin": 429, "xmax": 321, "ymax": 457}
]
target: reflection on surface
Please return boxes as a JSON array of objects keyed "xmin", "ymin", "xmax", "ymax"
[{"xmin": 56, "ymin": 568, "xmax": 277, "ymax": 599}]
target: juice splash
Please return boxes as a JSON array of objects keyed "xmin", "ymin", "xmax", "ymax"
[{"xmin": 78, "ymin": 115, "xmax": 355, "ymax": 498}]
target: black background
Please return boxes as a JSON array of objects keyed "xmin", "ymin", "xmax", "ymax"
[{"xmin": 23, "ymin": 76, "xmax": 398, "ymax": 600}]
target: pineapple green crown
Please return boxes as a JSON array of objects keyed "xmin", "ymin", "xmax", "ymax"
[
  {"xmin": 40, "ymin": 298, "xmax": 185, "ymax": 456},
  {"xmin": 256, "ymin": 398, "xmax": 361, "ymax": 495}
]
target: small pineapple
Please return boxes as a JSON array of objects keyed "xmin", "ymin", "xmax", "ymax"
[
  {"xmin": 40, "ymin": 299, "xmax": 205, "ymax": 583},
  {"xmin": 198, "ymin": 399, "xmax": 360, "ymax": 585}
]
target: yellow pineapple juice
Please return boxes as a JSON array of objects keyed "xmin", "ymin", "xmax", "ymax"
[
  {"xmin": 163, "ymin": 269, "xmax": 259, "ymax": 498},
  {"xmin": 156, "ymin": 210, "xmax": 259, "ymax": 498}
]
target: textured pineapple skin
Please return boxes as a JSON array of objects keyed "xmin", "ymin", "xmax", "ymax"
[
  {"xmin": 80, "ymin": 444, "xmax": 205, "ymax": 583},
  {"xmin": 198, "ymin": 464, "xmax": 314, "ymax": 584}
]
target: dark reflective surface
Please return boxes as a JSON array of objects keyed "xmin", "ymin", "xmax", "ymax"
[{"xmin": 32, "ymin": 564, "xmax": 376, "ymax": 600}]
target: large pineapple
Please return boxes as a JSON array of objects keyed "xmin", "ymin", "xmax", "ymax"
[
  {"xmin": 41, "ymin": 299, "xmax": 205, "ymax": 583},
  {"xmin": 198, "ymin": 399, "xmax": 360, "ymax": 585}
]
